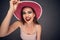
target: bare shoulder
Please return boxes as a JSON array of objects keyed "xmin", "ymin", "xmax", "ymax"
[
  {"xmin": 7, "ymin": 21, "xmax": 22, "ymax": 35},
  {"xmin": 11, "ymin": 21, "xmax": 22, "ymax": 27},
  {"xmin": 36, "ymin": 24, "xmax": 42, "ymax": 28},
  {"xmin": 13, "ymin": 21, "xmax": 22, "ymax": 24},
  {"xmin": 35, "ymin": 24, "xmax": 42, "ymax": 31},
  {"xmin": 9, "ymin": 20, "xmax": 23, "ymax": 30}
]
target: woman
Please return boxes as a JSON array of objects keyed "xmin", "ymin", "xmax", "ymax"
[{"xmin": 0, "ymin": 0, "xmax": 42, "ymax": 40}]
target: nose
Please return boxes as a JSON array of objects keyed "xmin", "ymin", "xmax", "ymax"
[{"xmin": 25, "ymin": 13, "xmax": 29, "ymax": 17}]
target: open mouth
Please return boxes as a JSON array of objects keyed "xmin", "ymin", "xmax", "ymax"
[{"xmin": 25, "ymin": 17, "xmax": 31, "ymax": 21}]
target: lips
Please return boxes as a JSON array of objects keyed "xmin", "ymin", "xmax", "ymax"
[{"xmin": 25, "ymin": 17, "xmax": 31, "ymax": 21}]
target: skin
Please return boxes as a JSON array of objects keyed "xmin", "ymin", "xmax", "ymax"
[
  {"xmin": 22, "ymin": 7, "xmax": 35, "ymax": 24},
  {"xmin": 0, "ymin": 0, "xmax": 42, "ymax": 40}
]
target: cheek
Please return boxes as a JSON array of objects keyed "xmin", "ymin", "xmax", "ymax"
[
  {"xmin": 23, "ymin": 15, "xmax": 25, "ymax": 19},
  {"xmin": 30, "ymin": 14, "xmax": 35, "ymax": 18}
]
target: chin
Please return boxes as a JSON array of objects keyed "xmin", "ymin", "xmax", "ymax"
[
  {"xmin": 26, "ymin": 21, "xmax": 33, "ymax": 24},
  {"xmin": 25, "ymin": 21, "xmax": 31, "ymax": 24}
]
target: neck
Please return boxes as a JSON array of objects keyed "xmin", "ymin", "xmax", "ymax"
[{"xmin": 25, "ymin": 22, "xmax": 35, "ymax": 27}]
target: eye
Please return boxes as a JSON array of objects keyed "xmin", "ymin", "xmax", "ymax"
[
  {"xmin": 28, "ymin": 11, "xmax": 33, "ymax": 14},
  {"xmin": 22, "ymin": 12, "xmax": 26, "ymax": 14}
]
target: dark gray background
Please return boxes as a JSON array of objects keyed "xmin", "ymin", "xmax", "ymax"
[{"xmin": 0, "ymin": 0, "xmax": 60, "ymax": 40}]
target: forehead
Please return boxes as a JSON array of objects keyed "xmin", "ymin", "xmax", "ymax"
[{"xmin": 23, "ymin": 7, "xmax": 33, "ymax": 11}]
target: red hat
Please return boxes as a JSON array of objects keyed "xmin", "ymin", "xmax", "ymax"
[{"xmin": 14, "ymin": 1, "xmax": 42, "ymax": 20}]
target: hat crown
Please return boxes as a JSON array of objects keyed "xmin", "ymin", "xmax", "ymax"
[{"xmin": 14, "ymin": 1, "xmax": 42, "ymax": 20}]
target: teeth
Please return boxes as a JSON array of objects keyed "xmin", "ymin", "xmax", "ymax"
[{"xmin": 25, "ymin": 17, "xmax": 31, "ymax": 21}]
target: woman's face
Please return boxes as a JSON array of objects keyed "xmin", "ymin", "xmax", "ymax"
[{"xmin": 22, "ymin": 7, "xmax": 35, "ymax": 24}]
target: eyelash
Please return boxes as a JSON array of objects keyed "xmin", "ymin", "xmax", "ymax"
[
  {"xmin": 23, "ymin": 11, "xmax": 33, "ymax": 14},
  {"xmin": 23, "ymin": 12, "xmax": 26, "ymax": 14},
  {"xmin": 28, "ymin": 11, "xmax": 32, "ymax": 14}
]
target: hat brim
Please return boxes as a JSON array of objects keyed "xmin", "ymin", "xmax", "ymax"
[{"xmin": 14, "ymin": 1, "xmax": 42, "ymax": 20}]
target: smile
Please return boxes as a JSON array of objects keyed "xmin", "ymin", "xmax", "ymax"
[{"xmin": 25, "ymin": 17, "xmax": 31, "ymax": 21}]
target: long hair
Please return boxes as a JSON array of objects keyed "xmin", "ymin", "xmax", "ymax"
[{"xmin": 21, "ymin": 6, "xmax": 39, "ymax": 24}]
